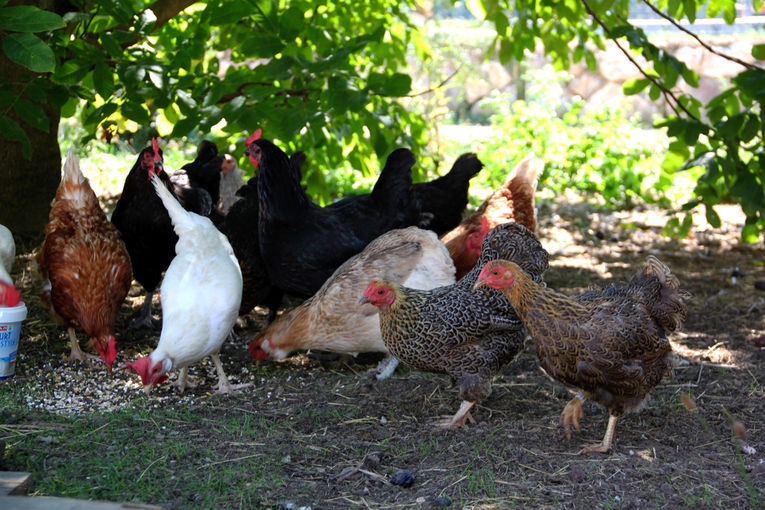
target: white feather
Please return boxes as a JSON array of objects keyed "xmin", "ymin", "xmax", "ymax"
[
  {"xmin": 0, "ymin": 224, "xmax": 15, "ymax": 285},
  {"xmin": 147, "ymin": 174, "xmax": 242, "ymax": 371}
]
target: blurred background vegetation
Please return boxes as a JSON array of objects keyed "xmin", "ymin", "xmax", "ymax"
[{"xmin": 1, "ymin": 0, "xmax": 763, "ymax": 240}]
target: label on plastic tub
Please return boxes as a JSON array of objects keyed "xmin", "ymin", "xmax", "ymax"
[{"xmin": 0, "ymin": 302, "xmax": 27, "ymax": 379}]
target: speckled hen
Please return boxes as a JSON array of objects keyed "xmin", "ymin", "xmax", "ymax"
[{"xmin": 361, "ymin": 222, "xmax": 549, "ymax": 428}]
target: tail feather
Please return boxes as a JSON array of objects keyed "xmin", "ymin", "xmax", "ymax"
[
  {"xmin": 505, "ymin": 155, "xmax": 542, "ymax": 191},
  {"xmin": 642, "ymin": 256, "xmax": 690, "ymax": 332},
  {"xmin": 59, "ymin": 148, "xmax": 87, "ymax": 197},
  {"xmin": 151, "ymin": 174, "xmax": 195, "ymax": 234}
]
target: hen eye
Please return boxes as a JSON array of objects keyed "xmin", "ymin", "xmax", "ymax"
[{"xmin": 376, "ymin": 289, "xmax": 385, "ymax": 295}]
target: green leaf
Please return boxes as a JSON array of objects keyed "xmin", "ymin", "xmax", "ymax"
[
  {"xmin": 279, "ymin": 6, "xmax": 304, "ymax": 40},
  {"xmin": 2, "ymin": 33, "xmax": 55, "ymax": 73},
  {"xmin": 100, "ymin": 34, "xmax": 122, "ymax": 59},
  {"xmin": 741, "ymin": 223, "xmax": 760, "ymax": 243},
  {"xmin": 54, "ymin": 59, "xmax": 90, "ymax": 84},
  {"xmin": 648, "ymin": 83, "xmax": 661, "ymax": 101},
  {"xmin": 367, "ymin": 72, "xmax": 411, "ymax": 96},
  {"xmin": 753, "ymin": 44, "xmax": 765, "ymax": 61},
  {"xmin": 121, "ymin": 101, "xmax": 150, "ymax": 124},
  {"xmin": 14, "ymin": 99, "xmax": 48, "ymax": 132},
  {"xmin": 171, "ymin": 117, "xmax": 199, "ymax": 138},
  {"xmin": 0, "ymin": 6, "xmax": 64, "ymax": 32},
  {"xmin": 466, "ymin": 0, "xmax": 487, "ymax": 19},
  {"xmin": 93, "ymin": 62, "xmax": 114, "ymax": 100},
  {"xmin": 623, "ymin": 78, "xmax": 650, "ymax": 95},
  {"xmin": 240, "ymin": 35, "xmax": 285, "ymax": 58},
  {"xmin": 0, "ymin": 115, "xmax": 31, "ymax": 158},
  {"xmin": 682, "ymin": 0, "xmax": 696, "ymax": 23},
  {"xmin": 705, "ymin": 205, "xmax": 721, "ymax": 228},
  {"xmin": 722, "ymin": 0, "xmax": 736, "ymax": 24},
  {"xmin": 706, "ymin": 0, "xmax": 722, "ymax": 17},
  {"xmin": 60, "ymin": 96, "xmax": 79, "ymax": 118},
  {"xmin": 83, "ymin": 102, "xmax": 118, "ymax": 130}
]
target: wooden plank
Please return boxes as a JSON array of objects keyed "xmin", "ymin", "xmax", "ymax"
[
  {"xmin": 0, "ymin": 496, "xmax": 167, "ymax": 509},
  {"xmin": 0, "ymin": 472, "xmax": 33, "ymax": 496}
]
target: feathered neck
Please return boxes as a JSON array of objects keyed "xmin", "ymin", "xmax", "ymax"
[{"xmin": 255, "ymin": 139, "xmax": 315, "ymax": 220}]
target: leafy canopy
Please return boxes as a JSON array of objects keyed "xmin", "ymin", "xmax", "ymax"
[
  {"xmin": 0, "ymin": 0, "xmax": 763, "ymax": 239},
  {"xmin": 0, "ymin": 0, "xmax": 428, "ymax": 198}
]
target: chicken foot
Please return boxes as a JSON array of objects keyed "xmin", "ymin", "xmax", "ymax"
[
  {"xmin": 67, "ymin": 328, "xmax": 100, "ymax": 364},
  {"xmin": 174, "ymin": 367, "xmax": 198, "ymax": 393},
  {"xmin": 435, "ymin": 400, "xmax": 476, "ymax": 429},
  {"xmin": 560, "ymin": 393, "xmax": 585, "ymax": 439},
  {"xmin": 372, "ymin": 355, "xmax": 399, "ymax": 380},
  {"xmin": 211, "ymin": 353, "xmax": 252, "ymax": 395},
  {"xmin": 579, "ymin": 415, "xmax": 618, "ymax": 454},
  {"xmin": 128, "ymin": 291, "xmax": 161, "ymax": 330}
]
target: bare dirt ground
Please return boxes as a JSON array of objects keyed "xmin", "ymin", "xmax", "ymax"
[{"xmin": 3, "ymin": 199, "xmax": 765, "ymax": 509}]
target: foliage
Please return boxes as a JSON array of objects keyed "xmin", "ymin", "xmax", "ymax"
[
  {"xmin": 0, "ymin": 0, "xmax": 430, "ymax": 200},
  {"xmin": 477, "ymin": 66, "xmax": 671, "ymax": 209},
  {"xmin": 463, "ymin": 0, "xmax": 765, "ymax": 240}
]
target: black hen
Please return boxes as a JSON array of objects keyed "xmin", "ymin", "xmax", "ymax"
[
  {"xmin": 413, "ymin": 153, "xmax": 483, "ymax": 236},
  {"xmin": 246, "ymin": 137, "xmax": 421, "ymax": 298},
  {"xmin": 169, "ymin": 140, "xmax": 224, "ymax": 224},
  {"xmin": 111, "ymin": 140, "xmax": 211, "ymax": 329},
  {"xmin": 218, "ymin": 176, "xmax": 283, "ymax": 322}
]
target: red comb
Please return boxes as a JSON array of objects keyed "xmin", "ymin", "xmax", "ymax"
[
  {"xmin": 0, "ymin": 281, "xmax": 21, "ymax": 307},
  {"xmin": 126, "ymin": 356, "xmax": 152, "ymax": 384},
  {"xmin": 152, "ymin": 137, "xmax": 160, "ymax": 158},
  {"xmin": 245, "ymin": 129, "xmax": 262, "ymax": 146}
]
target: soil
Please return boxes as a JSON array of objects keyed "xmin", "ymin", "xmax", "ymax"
[{"xmin": 3, "ymin": 199, "xmax": 765, "ymax": 509}]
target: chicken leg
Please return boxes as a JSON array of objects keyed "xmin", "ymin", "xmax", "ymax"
[
  {"xmin": 560, "ymin": 393, "xmax": 585, "ymax": 439},
  {"xmin": 435, "ymin": 400, "xmax": 476, "ymax": 429},
  {"xmin": 211, "ymin": 353, "xmax": 252, "ymax": 394},
  {"xmin": 174, "ymin": 367, "xmax": 198, "ymax": 393},
  {"xmin": 67, "ymin": 328, "xmax": 99, "ymax": 364},
  {"xmin": 580, "ymin": 415, "xmax": 618, "ymax": 454},
  {"xmin": 129, "ymin": 291, "xmax": 160, "ymax": 330}
]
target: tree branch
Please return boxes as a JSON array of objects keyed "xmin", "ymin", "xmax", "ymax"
[
  {"xmin": 149, "ymin": 0, "xmax": 198, "ymax": 33},
  {"xmin": 405, "ymin": 65, "xmax": 461, "ymax": 97},
  {"xmin": 641, "ymin": 0, "xmax": 763, "ymax": 72},
  {"xmin": 578, "ymin": 0, "xmax": 700, "ymax": 122}
]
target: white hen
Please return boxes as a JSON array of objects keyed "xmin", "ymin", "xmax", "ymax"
[
  {"xmin": 126, "ymin": 173, "xmax": 246, "ymax": 395},
  {"xmin": 251, "ymin": 227, "xmax": 456, "ymax": 379},
  {"xmin": 0, "ymin": 224, "xmax": 15, "ymax": 285}
]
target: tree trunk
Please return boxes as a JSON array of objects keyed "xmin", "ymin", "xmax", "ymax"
[{"xmin": 0, "ymin": 56, "xmax": 61, "ymax": 248}]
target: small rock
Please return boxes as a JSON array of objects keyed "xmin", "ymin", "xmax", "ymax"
[
  {"xmin": 361, "ymin": 453, "xmax": 381, "ymax": 470},
  {"xmin": 390, "ymin": 469, "xmax": 415, "ymax": 488},
  {"xmin": 569, "ymin": 468, "xmax": 586, "ymax": 483},
  {"xmin": 432, "ymin": 495, "xmax": 452, "ymax": 507},
  {"xmin": 281, "ymin": 455, "xmax": 291, "ymax": 464}
]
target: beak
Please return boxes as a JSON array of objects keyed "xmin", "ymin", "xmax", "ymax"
[
  {"xmin": 358, "ymin": 296, "xmax": 370, "ymax": 305},
  {"xmin": 143, "ymin": 384, "xmax": 153, "ymax": 396},
  {"xmin": 472, "ymin": 279, "xmax": 486, "ymax": 292}
]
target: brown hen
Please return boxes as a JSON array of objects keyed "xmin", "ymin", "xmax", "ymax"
[
  {"xmin": 474, "ymin": 256, "xmax": 689, "ymax": 453},
  {"xmin": 361, "ymin": 222, "xmax": 549, "ymax": 428},
  {"xmin": 39, "ymin": 149, "xmax": 133, "ymax": 369},
  {"xmin": 441, "ymin": 156, "xmax": 542, "ymax": 279}
]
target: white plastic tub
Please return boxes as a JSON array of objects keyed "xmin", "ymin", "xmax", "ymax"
[{"xmin": 0, "ymin": 302, "xmax": 27, "ymax": 379}]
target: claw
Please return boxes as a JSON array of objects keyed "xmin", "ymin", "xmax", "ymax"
[{"xmin": 560, "ymin": 394, "xmax": 585, "ymax": 439}]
